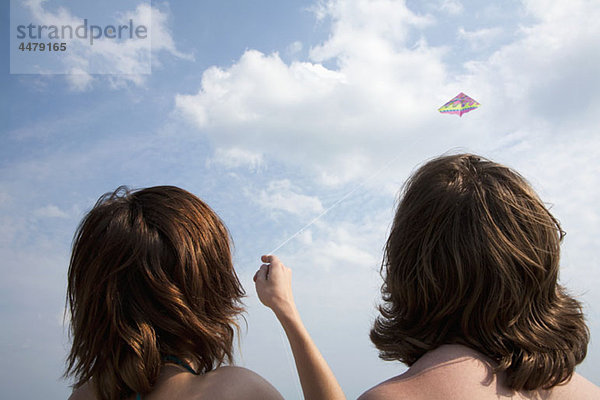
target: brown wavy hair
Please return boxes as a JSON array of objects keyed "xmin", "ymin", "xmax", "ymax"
[
  {"xmin": 370, "ymin": 153, "xmax": 589, "ymax": 391},
  {"xmin": 64, "ymin": 185, "xmax": 245, "ymax": 400}
]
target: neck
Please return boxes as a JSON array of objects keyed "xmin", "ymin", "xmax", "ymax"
[{"xmin": 404, "ymin": 344, "xmax": 494, "ymax": 378}]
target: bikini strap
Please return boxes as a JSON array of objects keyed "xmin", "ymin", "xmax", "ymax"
[
  {"xmin": 135, "ymin": 355, "xmax": 199, "ymax": 399},
  {"xmin": 163, "ymin": 354, "xmax": 201, "ymax": 375}
]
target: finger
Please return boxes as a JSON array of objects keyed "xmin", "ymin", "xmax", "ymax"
[
  {"xmin": 266, "ymin": 261, "xmax": 287, "ymax": 282},
  {"xmin": 254, "ymin": 264, "xmax": 269, "ymax": 283},
  {"xmin": 262, "ymin": 254, "xmax": 280, "ymax": 264},
  {"xmin": 253, "ymin": 265, "xmax": 269, "ymax": 282}
]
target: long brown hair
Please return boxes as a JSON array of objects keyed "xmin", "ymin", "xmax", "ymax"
[
  {"xmin": 64, "ymin": 186, "xmax": 245, "ymax": 399},
  {"xmin": 370, "ymin": 153, "xmax": 589, "ymax": 390}
]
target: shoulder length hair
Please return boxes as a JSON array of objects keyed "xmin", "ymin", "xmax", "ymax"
[
  {"xmin": 64, "ymin": 185, "xmax": 245, "ymax": 400},
  {"xmin": 370, "ymin": 153, "xmax": 589, "ymax": 391}
]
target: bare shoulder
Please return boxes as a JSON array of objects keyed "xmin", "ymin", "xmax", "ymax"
[
  {"xmin": 357, "ymin": 384, "xmax": 409, "ymax": 400},
  {"xmin": 195, "ymin": 366, "xmax": 283, "ymax": 400},
  {"xmin": 357, "ymin": 375, "xmax": 420, "ymax": 400},
  {"xmin": 547, "ymin": 372, "xmax": 600, "ymax": 399},
  {"xmin": 357, "ymin": 364, "xmax": 600, "ymax": 400},
  {"xmin": 358, "ymin": 345, "xmax": 505, "ymax": 400},
  {"xmin": 66, "ymin": 367, "xmax": 282, "ymax": 400}
]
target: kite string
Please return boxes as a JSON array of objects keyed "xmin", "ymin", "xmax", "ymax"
[
  {"xmin": 269, "ymin": 152, "xmax": 402, "ymax": 255},
  {"xmin": 265, "ymin": 151, "xmax": 402, "ymax": 399},
  {"xmin": 269, "ymin": 183, "xmax": 366, "ymax": 254}
]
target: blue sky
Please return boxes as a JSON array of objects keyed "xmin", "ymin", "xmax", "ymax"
[{"xmin": 1, "ymin": 0, "xmax": 600, "ymax": 398}]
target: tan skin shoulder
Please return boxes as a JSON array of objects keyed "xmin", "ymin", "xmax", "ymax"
[
  {"xmin": 357, "ymin": 382, "xmax": 413, "ymax": 400},
  {"xmin": 356, "ymin": 372, "xmax": 436, "ymax": 400},
  {"xmin": 358, "ymin": 345, "xmax": 600, "ymax": 400},
  {"xmin": 67, "ymin": 366, "xmax": 283, "ymax": 400},
  {"xmin": 548, "ymin": 373, "xmax": 600, "ymax": 400},
  {"xmin": 358, "ymin": 344, "xmax": 497, "ymax": 400},
  {"xmin": 192, "ymin": 366, "xmax": 283, "ymax": 400}
]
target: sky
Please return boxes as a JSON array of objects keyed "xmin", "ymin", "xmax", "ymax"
[{"xmin": 1, "ymin": 0, "xmax": 599, "ymax": 398}]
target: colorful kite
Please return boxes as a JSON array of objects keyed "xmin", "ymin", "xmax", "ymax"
[{"xmin": 438, "ymin": 92, "xmax": 480, "ymax": 117}]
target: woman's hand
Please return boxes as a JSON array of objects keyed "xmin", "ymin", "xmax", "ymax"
[
  {"xmin": 254, "ymin": 255, "xmax": 296, "ymax": 318},
  {"xmin": 253, "ymin": 254, "xmax": 346, "ymax": 400}
]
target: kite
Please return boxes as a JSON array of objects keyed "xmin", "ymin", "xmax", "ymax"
[{"xmin": 438, "ymin": 92, "xmax": 480, "ymax": 117}]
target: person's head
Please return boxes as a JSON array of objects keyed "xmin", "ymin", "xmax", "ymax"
[
  {"xmin": 65, "ymin": 185, "xmax": 244, "ymax": 400},
  {"xmin": 370, "ymin": 153, "xmax": 589, "ymax": 390}
]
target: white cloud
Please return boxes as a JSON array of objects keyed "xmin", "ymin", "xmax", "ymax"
[
  {"xmin": 235, "ymin": 206, "xmax": 395, "ymax": 395},
  {"xmin": 286, "ymin": 41, "xmax": 303, "ymax": 57},
  {"xmin": 23, "ymin": 0, "xmax": 81, "ymax": 29},
  {"xmin": 180, "ymin": 0, "xmax": 600, "ymax": 187},
  {"xmin": 6, "ymin": 1, "xmax": 600, "ymax": 396},
  {"xmin": 308, "ymin": 0, "xmax": 433, "ymax": 63},
  {"xmin": 172, "ymin": 3, "xmax": 600, "ymax": 385},
  {"xmin": 22, "ymin": 1, "xmax": 191, "ymax": 90},
  {"xmin": 458, "ymin": 26, "xmax": 503, "ymax": 50},
  {"xmin": 65, "ymin": 67, "xmax": 93, "ymax": 91},
  {"xmin": 175, "ymin": 0, "xmax": 600, "ymax": 183},
  {"xmin": 297, "ymin": 229, "xmax": 313, "ymax": 245},
  {"xmin": 255, "ymin": 180, "xmax": 324, "ymax": 217},
  {"xmin": 294, "ymin": 226, "xmax": 378, "ymax": 271},
  {"xmin": 439, "ymin": 0, "xmax": 463, "ymax": 15},
  {"xmin": 459, "ymin": 0, "xmax": 600, "ymax": 132},
  {"xmin": 259, "ymin": 209, "xmax": 398, "ymax": 396},
  {"xmin": 209, "ymin": 147, "xmax": 265, "ymax": 171},
  {"xmin": 33, "ymin": 204, "xmax": 69, "ymax": 219},
  {"xmin": 121, "ymin": 3, "xmax": 194, "ymax": 62},
  {"xmin": 175, "ymin": 50, "xmax": 346, "ymax": 128},
  {"xmin": 175, "ymin": 16, "xmax": 448, "ymax": 185},
  {"xmin": 174, "ymin": 0, "xmax": 600, "ymax": 286}
]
